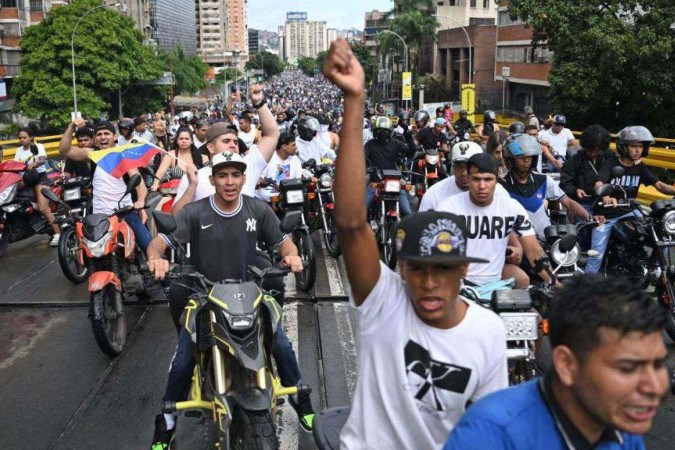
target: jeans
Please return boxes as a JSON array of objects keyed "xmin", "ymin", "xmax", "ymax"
[
  {"xmin": 365, "ymin": 183, "xmax": 411, "ymax": 217},
  {"xmin": 585, "ymin": 210, "xmax": 641, "ymax": 273},
  {"xmin": 122, "ymin": 211, "xmax": 152, "ymax": 253}
]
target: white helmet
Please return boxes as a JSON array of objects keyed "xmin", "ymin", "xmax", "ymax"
[{"xmin": 451, "ymin": 142, "xmax": 483, "ymax": 163}]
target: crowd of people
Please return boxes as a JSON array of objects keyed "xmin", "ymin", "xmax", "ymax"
[{"xmin": 3, "ymin": 38, "xmax": 671, "ymax": 450}]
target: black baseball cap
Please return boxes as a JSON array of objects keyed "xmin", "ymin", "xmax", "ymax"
[
  {"xmin": 94, "ymin": 121, "xmax": 116, "ymax": 134},
  {"xmin": 467, "ymin": 153, "xmax": 499, "ymax": 175},
  {"xmin": 395, "ymin": 212, "xmax": 488, "ymax": 264}
]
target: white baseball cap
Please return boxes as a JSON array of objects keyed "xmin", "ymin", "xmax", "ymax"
[{"xmin": 211, "ymin": 151, "xmax": 247, "ymax": 174}]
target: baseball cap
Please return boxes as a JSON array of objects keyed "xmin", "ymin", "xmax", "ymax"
[
  {"xmin": 434, "ymin": 117, "xmax": 446, "ymax": 126},
  {"xmin": 211, "ymin": 151, "xmax": 247, "ymax": 174},
  {"xmin": 395, "ymin": 212, "xmax": 487, "ymax": 264},
  {"xmin": 553, "ymin": 114, "xmax": 566, "ymax": 125},
  {"xmin": 94, "ymin": 121, "xmax": 116, "ymax": 134},
  {"xmin": 205, "ymin": 122, "xmax": 237, "ymax": 143},
  {"xmin": 467, "ymin": 152, "xmax": 499, "ymax": 175}
]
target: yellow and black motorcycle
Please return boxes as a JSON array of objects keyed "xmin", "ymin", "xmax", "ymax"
[{"xmin": 154, "ymin": 212, "xmax": 309, "ymax": 449}]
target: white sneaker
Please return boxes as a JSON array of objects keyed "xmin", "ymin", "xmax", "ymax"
[{"xmin": 50, "ymin": 234, "xmax": 60, "ymax": 247}]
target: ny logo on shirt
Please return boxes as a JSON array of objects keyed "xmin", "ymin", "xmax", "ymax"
[{"xmin": 246, "ymin": 218, "xmax": 257, "ymax": 232}]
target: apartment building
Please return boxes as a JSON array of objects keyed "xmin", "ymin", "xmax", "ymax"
[{"xmin": 278, "ymin": 15, "xmax": 329, "ymax": 61}]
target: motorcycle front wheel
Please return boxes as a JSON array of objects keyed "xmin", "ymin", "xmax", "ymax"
[
  {"xmin": 90, "ymin": 285, "xmax": 127, "ymax": 357},
  {"xmin": 230, "ymin": 407, "xmax": 278, "ymax": 450},
  {"xmin": 58, "ymin": 228, "xmax": 88, "ymax": 284},
  {"xmin": 295, "ymin": 228, "xmax": 317, "ymax": 291},
  {"xmin": 0, "ymin": 226, "xmax": 9, "ymax": 257},
  {"xmin": 382, "ymin": 219, "xmax": 398, "ymax": 270},
  {"xmin": 322, "ymin": 212, "xmax": 341, "ymax": 258}
]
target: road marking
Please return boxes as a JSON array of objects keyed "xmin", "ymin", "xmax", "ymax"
[
  {"xmin": 0, "ymin": 313, "xmax": 66, "ymax": 370},
  {"xmin": 277, "ymin": 302, "xmax": 299, "ymax": 449},
  {"xmin": 319, "ymin": 236, "xmax": 345, "ymax": 297},
  {"xmin": 284, "ymin": 273, "xmax": 297, "ymax": 298},
  {"xmin": 333, "ymin": 303, "xmax": 358, "ymax": 399}
]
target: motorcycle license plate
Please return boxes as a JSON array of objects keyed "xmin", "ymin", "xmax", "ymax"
[
  {"xmin": 285, "ymin": 190, "xmax": 304, "ymax": 204},
  {"xmin": 384, "ymin": 180, "xmax": 401, "ymax": 193},
  {"xmin": 500, "ymin": 312, "xmax": 538, "ymax": 341},
  {"xmin": 63, "ymin": 188, "xmax": 82, "ymax": 201}
]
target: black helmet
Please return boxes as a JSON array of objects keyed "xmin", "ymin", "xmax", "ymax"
[
  {"xmin": 484, "ymin": 110, "xmax": 496, "ymax": 123},
  {"xmin": 398, "ymin": 111, "xmax": 410, "ymax": 123},
  {"xmin": 22, "ymin": 169, "xmax": 41, "ymax": 188},
  {"xmin": 508, "ymin": 121, "xmax": 525, "ymax": 134},
  {"xmin": 459, "ymin": 110, "xmax": 468, "ymax": 118},
  {"xmin": 118, "ymin": 118, "xmax": 134, "ymax": 131},
  {"xmin": 616, "ymin": 126, "xmax": 654, "ymax": 159},
  {"xmin": 435, "ymin": 106, "xmax": 444, "ymax": 115},
  {"xmin": 297, "ymin": 116, "xmax": 320, "ymax": 141},
  {"xmin": 413, "ymin": 110, "xmax": 430, "ymax": 125}
]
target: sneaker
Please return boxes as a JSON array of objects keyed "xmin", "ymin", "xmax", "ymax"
[
  {"xmin": 50, "ymin": 234, "xmax": 60, "ymax": 247},
  {"xmin": 150, "ymin": 414, "xmax": 175, "ymax": 450},
  {"xmin": 289, "ymin": 391, "xmax": 315, "ymax": 432}
]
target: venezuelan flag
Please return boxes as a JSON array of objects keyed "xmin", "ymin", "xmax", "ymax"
[{"xmin": 89, "ymin": 141, "xmax": 161, "ymax": 178}]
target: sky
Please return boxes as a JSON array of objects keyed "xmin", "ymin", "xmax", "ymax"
[{"xmin": 247, "ymin": 0, "xmax": 394, "ymax": 32}]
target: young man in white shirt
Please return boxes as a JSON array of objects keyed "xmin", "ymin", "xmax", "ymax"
[
  {"xmin": 324, "ymin": 38, "xmax": 508, "ymax": 450},
  {"xmin": 171, "ymin": 84, "xmax": 279, "ymax": 214},
  {"xmin": 296, "ymin": 116, "xmax": 336, "ymax": 163},
  {"xmin": 538, "ymin": 115, "xmax": 577, "ymax": 171},
  {"xmin": 437, "ymin": 153, "xmax": 553, "ymax": 289},
  {"xmin": 256, "ymin": 132, "xmax": 304, "ymax": 203}
]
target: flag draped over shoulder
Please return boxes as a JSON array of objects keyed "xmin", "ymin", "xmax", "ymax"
[{"xmin": 89, "ymin": 141, "xmax": 161, "ymax": 178}]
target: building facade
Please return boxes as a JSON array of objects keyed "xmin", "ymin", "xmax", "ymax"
[
  {"xmin": 149, "ymin": 0, "xmax": 197, "ymax": 56},
  {"xmin": 225, "ymin": 0, "xmax": 246, "ymax": 52},
  {"xmin": 278, "ymin": 16, "xmax": 329, "ymax": 61},
  {"xmin": 363, "ymin": 10, "xmax": 390, "ymax": 58},
  {"xmin": 196, "ymin": 0, "xmax": 246, "ymax": 67},
  {"xmin": 248, "ymin": 28, "xmax": 259, "ymax": 54}
]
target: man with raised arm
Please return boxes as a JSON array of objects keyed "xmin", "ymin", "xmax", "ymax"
[{"xmin": 324, "ymin": 37, "xmax": 508, "ymax": 450}]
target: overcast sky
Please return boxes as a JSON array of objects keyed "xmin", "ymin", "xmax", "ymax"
[{"xmin": 248, "ymin": 0, "xmax": 394, "ymax": 32}]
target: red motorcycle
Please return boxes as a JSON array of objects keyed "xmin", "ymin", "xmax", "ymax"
[
  {"xmin": 413, "ymin": 148, "xmax": 445, "ymax": 198},
  {"xmin": 0, "ymin": 160, "xmax": 62, "ymax": 256}
]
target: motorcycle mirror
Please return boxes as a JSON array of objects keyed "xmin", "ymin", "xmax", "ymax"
[
  {"xmin": 280, "ymin": 210, "xmax": 302, "ymax": 234},
  {"xmin": 610, "ymin": 166, "xmax": 625, "ymax": 178},
  {"xmin": 40, "ymin": 187, "xmax": 61, "ymax": 204},
  {"xmin": 124, "ymin": 174, "xmax": 142, "ymax": 198},
  {"xmin": 594, "ymin": 183, "xmax": 613, "ymax": 198},
  {"xmin": 152, "ymin": 210, "xmax": 177, "ymax": 234},
  {"xmin": 558, "ymin": 233, "xmax": 577, "ymax": 253},
  {"xmin": 139, "ymin": 166, "xmax": 156, "ymax": 177}
]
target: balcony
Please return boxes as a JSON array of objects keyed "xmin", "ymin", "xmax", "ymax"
[{"xmin": 0, "ymin": 64, "xmax": 20, "ymax": 77}]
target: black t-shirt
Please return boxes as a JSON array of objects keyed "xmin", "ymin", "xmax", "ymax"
[
  {"xmin": 166, "ymin": 195, "xmax": 284, "ymax": 282},
  {"xmin": 597, "ymin": 160, "xmax": 658, "ymax": 200},
  {"xmin": 417, "ymin": 127, "xmax": 446, "ymax": 150},
  {"xmin": 365, "ymin": 138, "xmax": 413, "ymax": 171},
  {"xmin": 64, "ymin": 146, "xmax": 101, "ymax": 178}
]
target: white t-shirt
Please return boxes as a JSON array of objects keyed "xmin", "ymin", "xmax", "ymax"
[
  {"xmin": 340, "ymin": 262, "xmax": 507, "ymax": 450},
  {"xmin": 193, "ymin": 135, "xmax": 206, "ymax": 149},
  {"xmin": 256, "ymin": 152, "xmax": 303, "ymax": 202},
  {"xmin": 539, "ymin": 127, "xmax": 574, "ymax": 160},
  {"xmin": 436, "ymin": 192, "xmax": 536, "ymax": 285},
  {"xmin": 116, "ymin": 135, "xmax": 134, "ymax": 146},
  {"xmin": 174, "ymin": 145, "xmax": 268, "ymax": 204},
  {"xmin": 14, "ymin": 143, "xmax": 47, "ymax": 172},
  {"xmin": 420, "ymin": 176, "xmax": 510, "ymax": 212},
  {"xmin": 92, "ymin": 168, "xmax": 132, "ymax": 215},
  {"xmin": 238, "ymin": 126, "xmax": 257, "ymax": 149},
  {"xmin": 296, "ymin": 137, "xmax": 336, "ymax": 163},
  {"xmin": 133, "ymin": 129, "xmax": 156, "ymax": 145}
]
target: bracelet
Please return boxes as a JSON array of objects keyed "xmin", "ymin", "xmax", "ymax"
[{"xmin": 252, "ymin": 98, "xmax": 267, "ymax": 109}]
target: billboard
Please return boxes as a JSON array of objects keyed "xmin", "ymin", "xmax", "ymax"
[
  {"xmin": 287, "ymin": 12, "xmax": 307, "ymax": 21},
  {"xmin": 402, "ymin": 72, "xmax": 412, "ymax": 100}
]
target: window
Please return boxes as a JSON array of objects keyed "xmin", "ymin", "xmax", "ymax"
[
  {"xmin": 470, "ymin": 0, "xmax": 476, "ymax": 7},
  {"xmin": 498, "ymin": 10, "xmax": 523, "ymax": 26},
  {"xmin": 1, "ymin": 0, "xmax": 18, "ymax": 6},
  {"xmin": 497, "ymin": 45, "xmax": 552, "ymax": 63}
]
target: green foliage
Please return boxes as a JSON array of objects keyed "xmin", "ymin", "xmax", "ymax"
[
  {"xmin": 509, "ymin": 0, "xmax": 675, "ymax": 136},
  {"xmin": 13, "ymin": 0, "xmax": 163, "ymax": 126},
  {"xmin": 350, "ymin": 42, "xmax": 376, "ymax": 86},
  {"xmin": 298, "ymin": 56, "xmax": 318, "ymax": 77},
  {"xmin": 214, "ymin": 68, "xmax": 242, "ymax": 86},
  {"xmin": 385, "ymin": 0, "xmax": 439, "ymax": 74},
  {"xmin": 418, "ymin": 74, "xmax": 452, "ymax": 103},
  {"xmin": 245, "ymin": 52, "xmax": 284, "ymax": 77},
  {"xmin": 161, "ymin": 46, "xmax": 208, "ymax": 95}
]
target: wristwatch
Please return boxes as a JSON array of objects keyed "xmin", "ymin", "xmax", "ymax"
[{"xmin": 252, "ymin": 97, "xmax": 267, "ymax": 109}]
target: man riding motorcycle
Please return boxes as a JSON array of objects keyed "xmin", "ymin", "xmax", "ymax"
[
  {"xmin": 500, "ymin": 133, "xmax": 603, "ymax": 238},
  {"xmin": 295, "ymin": 116, "xmax": 336, "ymax": 164},
  {"xmin": 365, "ymin": 116, "xmax": 416, "ymax": 217},
  {"xmin": 416, "ymin": 117, "xmax": 449, "ymax": 153},
  {"xmin": 116, "ymin": 118, "xmax": 135, "ymax": 146},
  {"xmin": 454, "ymin": 110, "xmax": 474, "ymax": 136},
  {"xmin": 586, "ymin": 126, "xmax": 675, "ymax": 273},
  {"xmin": 475, "ymin": 110, "xmax": 500, "ymax": 146}
]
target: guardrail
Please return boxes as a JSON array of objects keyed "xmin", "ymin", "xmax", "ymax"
[{"xmin": 2, "ymin": 128, "xmax": 673, "ymax": 204}]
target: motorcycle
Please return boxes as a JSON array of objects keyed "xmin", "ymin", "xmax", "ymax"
[
  {"xmin": 302, "ymin": 159, "xmax": 341, "ymax": 258},
  {"xmin": 153, "ymin": 210, "xmax": 311, "ymax": 449},
  {"xmin": 412, "ymin": 148, "xmax": 444, "ymax": 198},
  {"xmin": 597, "ymin": 169, "xmax": 675, "ymax": 340},
  {"xmin": 367, "ymin": 168, "xmax": 411, "ymax": 269},
  {"xmin": 259, "ymin": 177, "xmax": 317, "ymax": 291},
  {"xmin": 75, "ymin": 174, "xmax": 154, "ymax": 357},
  {"xmin": 0, "ymin": 159, "xmax": 63, "ymax": 256}
]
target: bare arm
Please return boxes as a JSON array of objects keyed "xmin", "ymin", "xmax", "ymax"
[
  {"xmin": 561, "ymin": 196, "xmax": 592, "ymax": 221},
  {"xmin": 129, "ymin": 168, "xmax": 148, "ymax": 208},
  {"xmin": 655, "ymin": 181, "xmax": 675, "ymax": 196},
  {"xmin": 147, "ymin": 236, "xmax": 170, "ymax": 280},
  {"xmin": 324, "ymin": 38, "xmax": 380, "ymax": 306},
  {"xmin": 153, "ymin": 154, "xmax": 173, "ymax": 188},
  {"xmin": 171, "ymin": 164, "xmax": 198, "ymax": 214},
  {"xmin": 518, "ymin": 234, "xmax": 553, "ymax": 283},
  {"xmin": 250, "ymin": 84, "xmax": 280, "ymax": 163},
  {"xmin": 58, "ymin": 119, "xmax": 90, "ymax": 161}
]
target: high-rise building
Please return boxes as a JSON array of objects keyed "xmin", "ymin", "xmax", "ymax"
[
  {"xmin": 278, "ymin": 13, "xmax": 329, "ymax": 61},
  {"xmin": 196, "ymin": 0, "xmax": 246, "ymax": 67},
  {"xmin": 326, "ymin": 28, "xmax": 337, "ymax": 46},
  {"xmin": 248, "ymin": 28, "xmax": 259, "ymax": 54},
  {"xmin": 363, "ymin": 10, "xmax": 390, "ymax": 58},
  {"xmin": 149, "ymin": 0, "xmax": 197, "ymax": 56},
  {"xmin": 225, "ymin": 0, "xmax": 247, "ymax": 52}
]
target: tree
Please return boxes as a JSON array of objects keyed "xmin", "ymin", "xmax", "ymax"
[
  {"xmin": 245, "ymin": 51, "xmax": 284, "ymax": 77},
  {"xmin": 13, "ymin": 0, "xmax": 164, "ymax": 125},
  {"xmin": 161, "ymin": 46, "xmax": 208, "ymax": 95},
  {"xmin": 298, "ymin": 56, "xmax": 317, "ymax": 77},
  {"xmin": 383, "ymin": 0, "xmax": 439, "ymax": 74},
  {"xmin": 509, "ymin": 0, "xmax": 675, "ymax": 135},
  {"xmin": 350, "ymin": 43, "xmax": 376, "ymax": 86},
  {"xmin": 418, "ymin": 74, "xmax": 452, "ymax": 103}
]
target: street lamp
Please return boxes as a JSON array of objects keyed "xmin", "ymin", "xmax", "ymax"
[
  {"xmin": 71, "ymin": 2, "xmax": 127, "ymax": 117},
  {"xmin": 432, "ymin": 13, "xmax": 472, "ymax": 85}
]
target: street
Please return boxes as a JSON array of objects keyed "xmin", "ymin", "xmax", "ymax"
[{"xmin": 0, "ymin": 232, "xmax": 674, "ymax": 449}]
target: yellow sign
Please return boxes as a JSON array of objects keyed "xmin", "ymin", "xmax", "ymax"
[
  {"xmin": 461, "ymin": 84, "xmax": 476, "ymax": 124},
  {"xmin": 402, "ymin": 72, "xmax": 412, "ymax": 101}
]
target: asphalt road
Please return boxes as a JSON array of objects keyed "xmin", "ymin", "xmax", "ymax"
[{"xmin": 0, "ymin": 232, "xmax": 674, "ymax": 449}]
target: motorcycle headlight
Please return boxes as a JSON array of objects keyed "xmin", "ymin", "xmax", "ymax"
[
  {"xmin": 222, "ymin": 310, "xmax": 257, "ymax": 330},
  {"xmin": 500, "ymin": 312, "xmax": 539, "ymax": 341},
  {"xmin": 81, "ymin": 230, "xmax": 113, "ymax": 258},
  {"xmin": 2, "ymin": 203, "xmax": 20, "ymax": 213},
  {"xmin": 0, "ymin": 184, "xmax": 18, "ymax": 206},
  {"xmin": 159, "ymin": 187, "xmax": 178, "ymax": 195},
  {"xmin": 550, "ymin": 240, "xmax": 580, "ymax": 267},
  {"xmin": 319, "ymin": 173, "xmax": 333, "ymax": 188},
  {"xmin": 426, "ymin": 155, "xmax": 439, "ymax": 165},
  {"xmin": 662, "ymin": 211, "xmax": 675, "ymax": 236},
  {"xmin": 384, "ymin": 179, "xmax": 401, "ymax": 193},
  {"xmin": 63, "ymin": 187, "xmax": 82, "ymax": 202},
  {"xmin": 285, "ymin": 189, "xmax": 304, "ymax": 204}
]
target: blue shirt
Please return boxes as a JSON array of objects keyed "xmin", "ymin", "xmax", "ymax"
[{"xmin": 444, "ymin": 378, "xmax": 645, "ymax": 450}]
